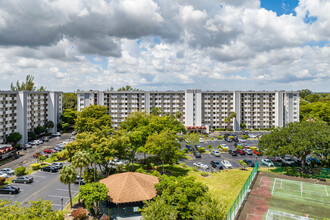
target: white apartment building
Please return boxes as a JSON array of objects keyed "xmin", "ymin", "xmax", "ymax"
[
  {"xmin": 77, "ymin": 90, "xmax": 299, "ymax": 130},
  {"xmin": 0, "ymin": 91, "xmax": 62, "ymax": 144}
]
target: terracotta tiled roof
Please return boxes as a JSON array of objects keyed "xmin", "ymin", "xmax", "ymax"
[{"xmin": 99, "ymin": 172, "xmax": 159, "ymax": 204}]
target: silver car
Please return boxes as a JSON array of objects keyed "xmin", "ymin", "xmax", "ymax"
[{"xmin": 211, "ymin": 150, "xmax": 221, "ymax": 157}]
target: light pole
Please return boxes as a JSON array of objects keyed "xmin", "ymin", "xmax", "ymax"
[{"xmin": 61, "ymin": 198, "xmax": 63, "ymax": 210}]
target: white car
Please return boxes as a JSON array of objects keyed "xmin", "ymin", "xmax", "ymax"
[
  {"xmin": 0, "ymin": 168, "xmax": 14, "ymax": 175},
  {"xmin": 221, "ymin": 160, "xmax": 233, "ymax": 169},
  {"xmin": 261, "ymin": 159, "xmax": 274, "ymax": 167},
  {"xmin": 24, "ymin": 144, "xmax": 33, "ymax": 148},
  {"xmin": 199, "ymin": 138, "xmax": 204, "ymax": 143},
  {"xmin": 249, "ymin": 134, "xmax": 257, "ymax": 138},
  {"xmin": 32, "ymin": 140, "xmax": 39, "ymax": 145},
  {"xmin": 193, "ymin": 162, "xmax": 209, "ymax": 170},
  {"xmin": 238, "ymin": 138, "xmax": 246, "ymax": 143},
  {"xmin": 211, "ymin": 150, "xmax": 221, "ymax": 157},
  {"xmin": 0, "ymin": 172, "xmax": 8, "ymax": 179}
]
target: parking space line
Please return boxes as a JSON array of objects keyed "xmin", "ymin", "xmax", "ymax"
[
  {"xmin": 56, "ymin": 188, "xmax": 78, "ymax": 193},
  {"xmin": 52, "ymin": 204, "xmax": 62, "ymax": 206},
  {"xmin": 30, "ymin": 175, "xmax": 46, "ymax": 178},
  {"xmin": 0, "ymin": 195, "xmax": 16, "ymax": 198},
  {"xmin": 49, "ymin": 195, "xmax": 70, "ymax": 199}
]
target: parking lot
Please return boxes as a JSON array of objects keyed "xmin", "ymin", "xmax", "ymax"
[{"xmin": 180, "ymin": 133, "xmax": 269, "ymax": 171}]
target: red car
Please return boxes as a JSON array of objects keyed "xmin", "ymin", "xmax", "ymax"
[
  {"xmin": 236, "ymin": 149, "xmax": 246, "ymax": 155},
  {"xmin": 44, "ymin": 148, "xmax": 56, "ymax": 154},
  {"xmin": 253, "ymin": 149, "xmax": 262, "ymax": 156}
]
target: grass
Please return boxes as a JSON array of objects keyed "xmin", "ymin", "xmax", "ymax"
[{"xmin": 63, "ymin": 193, "xmax": 80, "ymax": 214}]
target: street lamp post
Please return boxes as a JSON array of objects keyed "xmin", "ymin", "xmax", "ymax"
[{"xmin": 61, "ymin": 198, "xmax": 63, "ymax": 210}]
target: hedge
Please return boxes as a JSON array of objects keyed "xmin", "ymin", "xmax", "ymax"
[
  {"xmin": 241, "ymin": 135, "xmax": 248, "ymax": 139},
  {"xmin": 222, "ymin": 147, "xmax": 228, "ymax": 152},
  {"xmin": 14, "ymin": 166, "xmax": 26, "ymax": 176},
  {"xmin": 197, "ymin": 148, "xmax": 206, "ymax": 153},
  {"xmin": 236, "ymin": 145, "xmax": 243, "ymax": 149},
  {"xmin": 30, "ymin": 163, "xmax": 40, "ymax": 170}
]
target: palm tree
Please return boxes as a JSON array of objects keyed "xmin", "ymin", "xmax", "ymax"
[
  {"xmin": 72, "ymin": 151, "xmax": 91, "ymax": 203},
  {"xmin": 224, "ymin": 116, "xmax": 231, "ymax": 130},
  {"xmin": 59, "ymin": 165, "xmax": 77, "ymax": 208}
]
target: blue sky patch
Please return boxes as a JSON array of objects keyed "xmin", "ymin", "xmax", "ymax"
[
  {"xmin": 304, "ymin": 10, "xmax": 317, "ymax": 24},
  {"xmin": 304, "ymin": 40, "xmax": 329, "ymax": 48},
  {"xmin": 153, "ymin": 38, "xmax": 161, "ymax": 44},
  {"xmin": 85, "ymin": 55, "xmax": 108, "ymax": 70},
  {"xmin": 260, "ymin": 0, "xmax": 298, "ymax": 16}
]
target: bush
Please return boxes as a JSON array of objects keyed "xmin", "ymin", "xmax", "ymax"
[
  {"xmin": 83, "ymin": 168, "xmax": 99, "ymax": 183},
  {"xmin": 151, "ymin": 170, "xmax": 161, "ymax": 178},
  {"xmin": 192, "ymin": 167, "xmax": 199, "ymax": 172},
  {"xmin": 136, "ymin": 167, "xmax": 146, "ymax": 174},
  {"xmin": 222, "ymin": 147, "xmax": 228, "ymax": 152},
  {"xmin": 228, "ymin": 136, "xmax": 234, "ymax": 139},
  {"xmin": 30, "ymin": 163, "xmax": 40, "ymax": 170},
  {"xmin": 217, "ymin": 135, "xmax": 223, "ymax": 140},
  {"xmin": 241, "ymin": 135, "xmax": 248, "ymax": 139},
  {"xmin": 201, "ymin": 172, "xmax": 209, "ymax": 177},
  {"xmin": 0, "ymin": 177, "xmax": 5, "ymax": 185},
  {"xmin": 210, "ymin": 137, "xmax": 214, "ymax": 140},
  {"xmin": 57, "ymin": 150, "xmax": 68, "ymax": 160},
  {"xmin": 197, "ymin": 148, "xmax": 206, "ymax": 153},
  {"xmin": 182, "ymin": 148, "xmax": 189, "ymax": 154},
  {"xmin": 236, "ymin": 145, "xmax": 243, "ymax": 149},
  {"xmin": 217, "ymin": 145, "xmax": 223, "ymax": 151},
  {"xmin": 180, "ymin": 162, "xmax": 187, "ymax": 168},
  {"xmin": 250, "ymin": 146, "xmax": 257, "ymax": 150},
  {"xmin": 14, "ymin": 166, "xmax": 26, "ymax": 176},
  {"xmin": 71, "ymin": 207, "xmax": 87, "ymax": 220}
]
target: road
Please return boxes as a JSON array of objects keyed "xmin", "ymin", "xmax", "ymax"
[{"xmin": 0, "ymin": 133, "xmax": 79, "ymax": 210}]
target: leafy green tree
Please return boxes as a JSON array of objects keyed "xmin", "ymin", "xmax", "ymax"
[
  {"xmin": 183, "ymin": 133, "xmax": 200, "ymax": 146},
  {"xmin": 224, "ymin": 116, "xmax": 231, "ymax": 130},
  {"xmin": 298, "ymin": 89, "xmax": 312, "ymax": 99},
  {"xmin": 175, "ymin": 111, "xmax": 183, "ymax": 120},
  {"xmin": 45, "ymin": 121, "xmax": 54, "ymax": 133},
  {"xmin": 61, "ymin": 109, "xmax": 77, "ymax": 125},
  {"xmin": 300, "ymin": 101, "xmax": 330, "ymax": 124},
  {"xmin": 75, "ymin": 105, "xmax": 112, "ymax": 133},
  {"xmin": 34, "ymin": 126, "xmax": 45, "ymax": 135},
  {"xmin": 61, "ymin": 122, "xmax": 70, "ymax": 132},
  {"xmin": 6, "ymin": 132, "xmax": 22, "ymax": 144},
  {"xmin": 79, "ymin": 182, "xmax": 108, "ymax": 216},
  {"xmin": 0, "ymin": 199, "xmax": 64, "ymax": 219},
  {"xmin": 82, "ymin": 168, "xmax": 98, "ymax": 184},
  {"xmin": 240, "ymin": 123, "xmax": 246, "ymax": 130},
  {"xmin": 72, "ymin": 151, "xmax": 91, "ymax": 203},
  {"xmin": 37, "ymin": 155, "xmax": 46, "ymax": 163},
  {"xmin": 230, "ymin": 112, "xmax": 237, "ymax": 119},
  {"xmin": 59, "ymin": 165, "xmax": 78, "ymax": 208},
  {"xmin": 62, "ymin": 93, "xmax": 77, "ymax": 110},
  {"xmin": 28, "ymin": 131, "xmax": 36, "ymax": 141},
  {"xmin": 141, "ymin": 197, "xmax": 179, "ymax": 220},
  {"xmin": 117, "ymin": 85, "xmax": 141, "ymax": 91},
  {"xmin": 150, "ymin": 107, "xmax": 162, "ymax": 116},
  {"xmin": 14, "ymin": 167, "xmax": 26, "ymax": 176},
  {"xmin": 259, "ymin": 121, "xmax": 330, "ymax": 169},
  {"xmin": 145, "ymin": 130, "xmax": 182, "ymax": 174},
  {"xmin": 207, "ymin": 145, "xmax": 213, "ymax": 152},
  {"xmin": 10, "ymin": 74, "xmax": 46, "ymax": 91},
  {"xmin": 190, "ymin": 196, "xmax": 225, "ymax": 220}
]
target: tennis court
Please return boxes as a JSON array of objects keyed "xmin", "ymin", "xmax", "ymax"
[{"xmin": 272, "ymin": 178, "xmax": 330, "ymax": 205}]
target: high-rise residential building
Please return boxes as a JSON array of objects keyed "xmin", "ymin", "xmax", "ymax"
[
  {"xmin": 77, "ymin": 90, "xmax": 299, "ymax": 130},
  {"xmin": 0, "ymin": 91, "xmax": 62, "ymax": 144}
]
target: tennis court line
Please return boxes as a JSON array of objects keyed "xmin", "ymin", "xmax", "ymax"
[
  {"xmin": 325, "ymin": 185, "xmax": 329, "ymax": 197},
  {"xmin": 301, "ymin": 182, "xmax": 303, "ymax": 198},
  {"xmin": 272, "ymin": 178, "xmax": 277, "ymax": 195},
  {"xmin": 273, "ymin": 191, "xmax": 330, "ymax": 205}
]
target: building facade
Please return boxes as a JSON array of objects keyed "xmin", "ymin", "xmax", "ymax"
[
  {"xmin": 77, "ymin": 90, "xmax": 299, "ymax": 130},
  {"xmin": 0, "ymin": 91, "xmax": 62, "ymax": 144}
]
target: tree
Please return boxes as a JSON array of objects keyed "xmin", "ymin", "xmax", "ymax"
[
  {"xmin": 183, "ymin": 133, "xmax": 200, "ymax": 146},
  {"xmin": 238, "ymin": 160, "xmax": 248, "ymax": 170},
  {"xmin": 259, "ymin": 121, "xmax": 330, "ymax": 169},
  {"xmin": 224, "ymin": 116, "xmax": 231, "ymax": 130},
  {"xmin": 207, "ymin": 145, "xmax": 213, "ymax": 152},
  {"xmin": 28, "ymin": 131, "xmax": 36, "ymax": 141},
  {"xmin": 117, "ymin": 85, "xmax": 141, "ymax": 91},
  {"xmin": 61, "ymin": 122, "xmax": 70, "ymax": 132},
  {"xmin": 80, "ymin": 182, "xmax": 108, "ymax": 216},
  {"xmin": 34, "ymin": 126, "xmax": 45, "ymax": 135},
  {"xmin": 150, "ymin": 107, "xmax": 162, "ymax": 116},
  {"xmin": 298, "ymin": 89, "xmax": 312, "ymax": 99},
  {"xmin": 59, "ymin": 165, "xmax": 78, "ymax": 208},
  {"xmin": 240, "ymin": 123, "xmax": 246, "ymax": 130},
  {"xmin": 45, "ymin": 121, "xmax": 54, "ymax": 133},
  {"xmin": 0, "ymin": 199, "xmax": 64, "ymax": 219},
  {"xmin": 6, "ymin": 132, "xmax": 22, "ymax": 144},
  {"xmin": 75, "ymin": 105, "xmax": 112, "ymax": 133},
  {"xmin": 175, "ymin": 111, "xmax": 183, "ymax": 120},
  {"xmin": 61, "ymin": 109, "xmax": 77, "ymax": 126},
  {"xmin": 141, "ymin": 197, "xmax": 179, "ymax": 220},
  {"xmin": 300, "ymin": 101, "xmax": 330, "ymax": 124},
  {"xmin": 72, "ymin": 151, "xmax": 91, "ymax": 203},
  {"xmin": 37, "ymin": 155, "xmax": 46, "ymax": 163},
  {"xmin": 145, "ymin": 130, "xmax": 182, "ymax": 174},
  {"xmin": 10, "ymin": 74, "xmax": 46, "ymax": 91},
  {"xmin": 62, "ymin": 93, "xmax": 77, "ymax": 110}
]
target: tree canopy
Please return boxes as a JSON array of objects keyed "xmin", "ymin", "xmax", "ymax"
[
  {"xmin": 80, "ymin": 182, "xmax": 108, "ymax": 216},
  {"xmin": 10, "ymin": 74, "xmax": 46, "ymax": 91},
  {"xmin": 117, "ymin": 85, "xmax": 142, "ymax": 91},
  {"xmin": 0, "ymin": 199, "xmax": 63, "ymax": 219},
  {"xmin": 62, "ymin": 93, "xmax": 77, "ymax": 110},
  {"xmin": 183, "ymin": 132, "xmax": 200, "ymax": 146},
  {"xmin": 259, "ymin": 121, "xmax": 330, "ymax": 168},
  {"xmin": 6, "ymin": 132, "xmax": 22, "ymax": 144}
]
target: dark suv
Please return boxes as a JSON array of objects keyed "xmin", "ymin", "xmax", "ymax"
[
  {"xmin": 210, "ymin": 160, "xmax": 223, "ymax": 169},
  {"xmin": 228, "ymin": 150, "xmax": 238, "ymax": 156},
  {"xmin": 41, "ymin": 166, "xmax": 58, "ymax": 173},
  {"xmin": 193, "ymin": 150, "xmax": 201, "ymax": 158}
]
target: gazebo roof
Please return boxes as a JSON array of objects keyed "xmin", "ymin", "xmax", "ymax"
[{"xmin": 99, "ymin": 172, "xmax": 159, "ymax": 204}]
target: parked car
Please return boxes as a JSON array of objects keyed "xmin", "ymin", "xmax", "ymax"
[
  {"xmin": 293, "ymin": 157, "xmax": 302, "ymax": 166},
  {"xmin": 51, "ymin": 133, "xmax": 58, "ymax": 137},
  {"xmin": 199, "ymin": 138, "xmax": 204, "ymax": 143},
  {"xmin": 249, "ymin": 134, "xmax": 257, "ymax": 138},
  {"xmin": 32, "ymin": 140, "xmax": 39, "ymax": 145},
  {"xmin": 245, "ymin": 149, "xmax": 253, "ymax": 155},
  {"xmin": 238, "ymin": 138, "xmax": 246, "ymax": 143},
  {"xmin": 211, "ymin": 150, "xmax": 221, "ymax": 157},
  {"xmin": 306, "ymin": 157, "xmax": 321, "ymax": 166},
  {"xmin": 38, "ymin": 139, "xmax": 44, "ymax": 144},
  {"xmin": 50, "ymin": 162, "xmax": 63, "ymax": 169},
  {"xmin": 236, "ymin": 149, "xmax": 246, "ymax": 155},
  {"xmin": 53, "ymin": 146, "xmax": 62, "ymax": 152},
  {"xmin": 253, "ymin": 149, "xmax": 262, "ymax": 156},
  {"xmin": 24, "ymin": 144, "xmax": 33, "ymax": 148},
  {"xmin": 243, "ymin": 160, "xmax": 255, "ymax": 167},
  {"xmin": 186, "ymin": 145, "xmax": 192, "ymax": 151},
  {"xmin": 0, "ymin": 185, "xmax": 20, "ymax": 194},
  {"xmin": 221, "ymin": 160, "xmax": 233, "ymax": 169},
  {"xmin": 193, "ymin": 150, "xmax": 201, "ymax": 158},
  {"xmin": 0, "ymin": 168, "xmax": 14, "ymax": 175},
  {"xmin": 74, "ymin": 176, "xmax": 85, "ymax": 185},
  {"xmin": 72, "ymin": 131, "xmax": 77, "ymax": 135},
  {"xmin": 42, "ymin": 136, "xmax": 49, "ymax": 142},
  {"xmin": 28, "ymin": 141, "xmax": 34, "ymax": 145},
  {"xmin": 57, "ymin": 132, "xmax": 61, "ymax": 136},
  {"xmin": 0, "ymin": 172, "xmax": 8, "ymax": 179},
  {"xmin": 33, "ymin": 152, "xmax": 49, "ymax": 158},
  {"xmin": 41, "ymin": 166, "xmax": 58, "ymax": 173},
  {"xmin": 210, "ymin": 160, "xmax": 223, "ymax": 169},
  {"xmin": 193, "ymin": 162, "xmax": 209, "ymax": 170},
  {"xmin": 228, "ymin": 150, "xmax": 238, "ymax": 156},
  {"xmin": 12, "ymin": 176, "xmax": 34, "ymax": 184},
  {"xmin": 281, "ymin": 157, "xmax": 295, "ymax": 166},
  {"xmin": 44, "ymin": 148, "xmax": 56, "ymax": 154},
  {"xmin": 261, "ymin": 159, "xmax": 274, "ymax": 167}
]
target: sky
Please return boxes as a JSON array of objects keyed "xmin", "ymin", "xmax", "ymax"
[{"xmin": 0, "ymin": 0, "xmax": 329, "ymax": 92}]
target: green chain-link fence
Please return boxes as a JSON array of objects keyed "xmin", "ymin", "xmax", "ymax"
[
  {"xmin": 226, "ymin": 161, "xmax": 258, "ymax": 220},
  {"xmin": 268, "ymin": 166, "xmax": 330, "ymax": 179}
]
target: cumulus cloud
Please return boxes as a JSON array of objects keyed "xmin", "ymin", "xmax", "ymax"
[{"xmin": 0, "ymin": 0, "xmax": 329, "ymax": 92}]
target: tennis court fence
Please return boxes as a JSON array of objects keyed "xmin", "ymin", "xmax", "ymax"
[{"xmin": 226, "ymin": 161, "xmax": 258, "ymax": 220}]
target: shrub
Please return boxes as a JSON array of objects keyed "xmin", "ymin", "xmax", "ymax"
[
  {"xmin": 83, "ymin": 168, "xmax": 99, "ymax": 183},
  {"xmin": 238, "ymin": 160, "xmax": 248, "ymax": 169},
  {"xmin": 192, "ymin": 167, "xmax": 198, "ymax": 172},
  {"xmin": 14, "ymin": 166, "xmax": 26, "ymax": 176},
  {"xmin": 241, "ymin": 135, "xmax": 248, "ymax": 139},
  {"xmin": 182, "ymin": 148, "xmax": 189, "ymax": 154},
  {"xmin": 57, "ymin": 150, "xmax": 68, "ymax": 160},
  {"xmin": 222, "ymin": 147, "xmax": 228, "ymax": 152},
  {"xmin": 210, "ymin": 137, "xmax": 214, "ymax": 140},
  {"xmin": 180, "ymin": 162, "xmax": 187, "ymax": 168},
  {"xmin": 0, "ymin": 177, "xmax": 5, "ymax": 185},
  {"xmin": 204, "ymin": 134, "xmax": 209, "ymax": 138},
  {"xmin": 217, "ymin": 135, "xmax": 223, "ymax": 140},
  {"xmin": 228, "ymin": 136, "xmax": 234, "ymax": 139},
  {"xmin": 71, "ymin": 207, "xmax": 87, "ymax": 220},
  {"xmin": 30, "ymin": 163, "xmax": 40, "ymax": 170},
  {"xmin": 236, "ymin": 145, "xmax": 243, "ymax": 150},
  {"xmin": 136, "ymin": 167, "xmax": 146, "ymax": 174},
  {"xmin": 201, "ymin": 172, "xmax": 209, "ymax": 177},
  {"xmin": 217, "ymin": 145, "xmax": 223, "ymax": 151},
  {"xmin": 197, "ymin": 148, "xmax": 206, "ymax": 153},
  {"xmin": 50, "ymin": 153, "xmax": 58, "ymax": 160},
  {"xmin": 250, "ymin": 146, "xmax": 257, "ymax": 150},
  {"xmin": 151, "ymin": 170, "xmax": 161, "ymax": 178}
]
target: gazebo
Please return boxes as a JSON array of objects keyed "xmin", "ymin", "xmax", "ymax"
[{"xmin": 99, "ymin": 172, "xmax": 159, "ymax": 218}]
